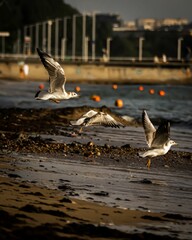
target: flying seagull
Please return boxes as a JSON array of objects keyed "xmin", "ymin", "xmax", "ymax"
[
  {"xmin": 35, "ymin": 48, "xmax": 79, "ymax": 103},
  {"xmin": 70, "ymin": 109, "xmax": 129, "ymax": 132},
  {"xmin": 139, "ymin": 110, "xmax": 177, "ymax": 169}
]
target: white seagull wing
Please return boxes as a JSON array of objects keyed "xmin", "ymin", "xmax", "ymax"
[
  {"xmin": 142, "ymin": 110, "xmax": 156, "ymax": 148},
  {"xmin": 70, "ymin": 110, "xmax": 98, "ymax": 126},
  {"xmin": 82, "ymin": 110, "xmax": 98, "ymax": 118},
  {"xmin": 70, "ymin": 117, "xmax": 87, "ymax": 126},
  {"xmin": 85, "ymin": 112, "xmax": 123, "ymax": 128},
  {"xmin": 152, "ymin": 121, "xmax": 170, "ymax": 148},
  {"xmin": 37, "ymin": 48, "xmax": 66, "ymax": 94}
]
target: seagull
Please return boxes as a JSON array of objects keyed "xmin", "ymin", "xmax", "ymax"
[
  {"xmin": 139, "ymin": 110, "xmax": 177, "ymax": 169},
  {"xmin": 35, "ymin": 48, "xmax": 79, "ymax": 103},
  {"xmin": 70, "ymin": 108, "xmax": 129, "ymax": 132}
]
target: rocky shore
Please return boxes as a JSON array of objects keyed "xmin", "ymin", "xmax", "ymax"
[{"xmin": 0, "ymin": 106, "xmax": 192, "ymax": 239}]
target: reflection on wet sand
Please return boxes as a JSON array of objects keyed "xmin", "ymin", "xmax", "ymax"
[{"xmin": 1, "ymin": 151, "xmax": 192, "ymax": 239}]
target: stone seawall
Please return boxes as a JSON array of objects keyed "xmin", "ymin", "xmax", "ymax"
[{"xmin": 0, "ymin": 61, "xmax": 191, "ymax": 84}]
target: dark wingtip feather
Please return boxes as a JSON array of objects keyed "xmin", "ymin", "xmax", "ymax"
[
  {"xmin": 35, "ymin": 90, "xmax": 41, "ymax": 98},
  {"xmin": 142, "ymin": 109, "xmax": 147, "ymax": 127},
  {"xmin": 36, "ymin": 48, "xmax": 44, "ymax": 55},
  {"xmin": 36, "ymin": 48, "xmax": 53, "ymax": 70},
  {"xmin": 142, "ymin": 109, "xmax": 146, "ymax": 117},
  {"xmin": 36, "ymin": 48, "xmax": 52, "ymax": 59},
  {"xmin": 36, "ymin": 48, "xmax": 44, "ymax": 58},
  {"xmin": 156, "ymin": 120, "xmax": 169, "ymax": 137}
]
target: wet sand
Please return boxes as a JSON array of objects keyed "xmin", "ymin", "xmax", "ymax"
[
  {"xmin": 2, "ymin": 173, "xmax": 191, "ymax": 240},
  {"xmin": 0, "ymin": 107, "xmax": 192, "ymax": 239}
]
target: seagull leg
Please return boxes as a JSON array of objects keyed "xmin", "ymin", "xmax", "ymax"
[
  {"xmin": 54, "ymin": 99, "xmax": 60, "ymax": 104},
  {"xmin": 50, "ymin": 99, "xmax": 60, "ymax": 104},
  {"xmin": 79, "ymin": 127, "xmax": 83, "ymax": 133},
  {"xmin": 146, "ymin": 159, "xmax": 151, "ymax": 170}
]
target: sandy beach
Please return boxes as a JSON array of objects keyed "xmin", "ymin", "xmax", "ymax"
[{"xmin": 0, "ymin": 106, "xmax": 192, "ymax": 239}]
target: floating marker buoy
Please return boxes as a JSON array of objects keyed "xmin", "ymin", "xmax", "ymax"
[
  {"xmin": 158, "ymin": 90, "xmax": 166, "ymax": 96},
  {"xmin": 138, "ymin": 85, "xmax": 144, "ymax": 91},
  {"xmin": 39, "ymin": 83, "xmax": 44, "ymax": 90},
  {"xmin": 115, "ymin": 99, "xmax": 124, "ymax": 108},
  {"xmin": 91, "ymin": 95, "xmax": 101, "ymax": 102},
  {"xmin": 75, "ymin": 86, "xmax": 81, "ymax": 92},
  {"xmin": 112, "ymin": 84, "xmax": 118, "ymax": 90},
  {"xmin": 149, "ymin": 89, "xmax": 155, "ymax": 94}
]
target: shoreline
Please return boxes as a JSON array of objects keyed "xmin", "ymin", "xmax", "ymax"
[
  {"xmin": 0, "ymin": 107, "xmax": 191, "ymax": 168},
  {"xmin": 0, "ymin": 107, "xmax": 192, "ymax": 239},
  {"xmin": 1, "ymin": 149, "xmax": 192, "ymax": 239}
]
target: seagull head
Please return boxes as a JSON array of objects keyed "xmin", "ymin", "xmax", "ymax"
[
  {"xmin": 69, "ymin": 92, "xmax": 79, "ymax": 99},
  {"xmin": 164, "ymin": 140, "xmax": 178, "ymax": 151},
  {"xmin": 168, "ymin": 140, "xmax": 178, "ymax": 147}
]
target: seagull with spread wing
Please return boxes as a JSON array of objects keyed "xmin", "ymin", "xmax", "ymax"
[
  {"xmin": 139, "ymin": 110, "xmax": 177, "ymax": 169},
  {"xmin": 70, "ymin": 109, "xmax": 128, "ymax": 132},
  {"xmin": 35, "ymin": 48, "xmax": 79, "ymax": 103}
]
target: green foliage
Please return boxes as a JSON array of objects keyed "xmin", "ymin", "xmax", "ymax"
[
  {"xmin": 0, "ymin": 0, "xmax": 78, "ymax": 53},
  {"xmin": 111, "ymin": 34, "xmax": 138, "ymax": 57},
  {"xmin": 110, "ymin": 31, "xmax": 192, "ymax": 59},
  {"xmin": 0, "ymin": 0, "xmax": 78, "ymax": 30}
]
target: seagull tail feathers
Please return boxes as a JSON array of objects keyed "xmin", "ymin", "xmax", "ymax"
[
  {"xmin": 138, "ymin": 151, "xmax": 146, "ymax": 158},
  {"xmin": 70, "ymin": 120, "xmax": 78, "ymax": 126}
]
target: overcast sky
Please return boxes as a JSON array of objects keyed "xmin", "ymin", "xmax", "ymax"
[{"xmin": 64, "ymin": 0, "xmax": 192, "ymax": 22}]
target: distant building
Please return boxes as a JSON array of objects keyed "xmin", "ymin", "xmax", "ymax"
[
  {"xmin": 114, "ymin": 21, "xmax": 137, "ymax": 31},
  {"xmin": 136, "ymin": 18, "xmax": 156, "ymax": 30},
  {"xmin": 156, "ymin": 18, "xmax": 189, "ymax": 28},
  {"xmin": 113, "ymin": 18, "xmax": 190, "ymax": 33}
]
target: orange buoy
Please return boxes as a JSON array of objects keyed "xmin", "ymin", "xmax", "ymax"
[
  {"xmin": 39, "ymin": 83, "xmax": 44, "ymax": 90},
  {"xmin": 91, "ymin": 95, "xmax": 101, "ymax": 102},
  {"xmin": 138, "ymin": 85, "xmax": 144, "ymax": 91},
  {"xmin": 112, "ymin": 84, "xmax": 118, "ymax": 90},
  {"xmin": 158, "ymin": 90, "xmax": 166, "ymax": 96},
  {"xmin": 115, "ymin": 99, "xmax": 124, "ymax": 108},
  {"xmin": 75, "ymin": 86, "xmax": 81, "ymax": 92},
  {"xmin": 149, "ymin": 89, "xmax": 155, "ymax": 94}
]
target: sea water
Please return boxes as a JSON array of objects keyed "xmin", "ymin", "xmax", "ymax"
[{"xmin": 0, "ymin": 79, "xmax": 191, "ymax": 152}]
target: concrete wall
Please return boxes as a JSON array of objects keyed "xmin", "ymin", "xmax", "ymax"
[{"xmin": 0, "ymin": 61, "xmax": 191, "ymax": 84}]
